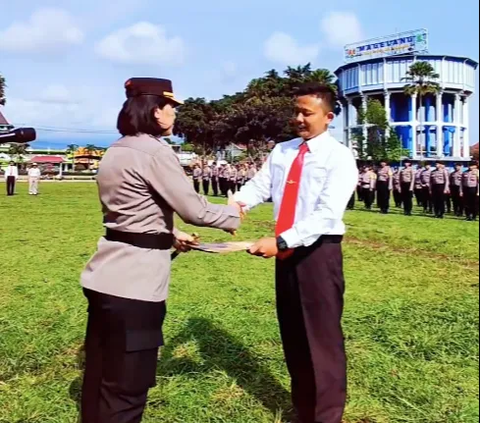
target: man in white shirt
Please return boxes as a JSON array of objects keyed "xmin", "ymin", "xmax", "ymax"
[
  {"xmin": 4, "ymin": 161, "xmax": 19, "ymax": 196},
  {"xmin": 233, "ymin": 83, "xmax": 357, "ymax": 423},
  {"xmin": 28, "ymin": 163, "xmax": 41, "ymax": 195}
]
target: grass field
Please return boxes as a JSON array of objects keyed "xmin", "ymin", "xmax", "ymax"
[{"xmin": 0, "ymin": 182, "xmax": 478, "ymax": 423}]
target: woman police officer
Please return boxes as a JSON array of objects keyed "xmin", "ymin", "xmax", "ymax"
[{"xmin": 80, "ymin": 78, "xmax": 241, "ymax": 423}]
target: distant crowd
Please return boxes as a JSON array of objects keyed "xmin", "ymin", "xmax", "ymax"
[
  {"xmin": 353, "ymin": 160, "xmax": 480, "ymax": 221},
  {"xmin": 191, "ymin": 162, "xmax": 259, "ymax": 197}
]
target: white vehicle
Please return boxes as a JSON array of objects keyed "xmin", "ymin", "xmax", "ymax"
[{"xmin": 171, "ymin": 144, "xmax": 197, "ymax": 167}]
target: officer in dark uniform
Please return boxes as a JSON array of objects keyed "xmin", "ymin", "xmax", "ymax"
[
  {"xmin": 450, "ymin": 163, "xmax": 464, "ymax": 217},
  {"xmin": 399, "ymin": 160, "xmax": 415, "ymax": 216},
  {"xmin": 80, "ymin": 78, "xmax": 241, "ymax": 423},
  {"xmin": 461, "ymin": 161, "xmax": 480, "ymax": 221},
  {"xmin": 430, "ymin": 161, "xmax": 450, "ymax": 219}
]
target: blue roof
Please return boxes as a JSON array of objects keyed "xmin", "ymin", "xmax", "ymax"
[{"xmin": 335, "ymin": 54, "xmax": 479, "ymax": 75}]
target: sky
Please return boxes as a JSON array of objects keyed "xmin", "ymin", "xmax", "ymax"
[{"xmin": 0, "ymin": 0, "xmax": 479, "ymax": 149}]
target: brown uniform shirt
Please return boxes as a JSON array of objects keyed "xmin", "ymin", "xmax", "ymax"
[
  {"xmin": 377, "ymin": 166, "xmax": 393, "ymax": 190},
  {"xmin": 400, "ymin": 167, "xmax": 415, "ymax": 191},
  {"xmin": 461, "ymin": 170, "xmax": 480, "ymax": 195},
  {"xmin": 430, "ymin": 168, "xmax": 450, "ymax": 191},
  {"xmin": 450, "ymin": 170, "xmax": 463, "ymax": 187},
  {"xmin": 361, "ymin": 171, "xmax": 376, "ymax": 190},
  {"xmin": 420, "ymin": 169, "xmax": 432, "ymax": 187},
  {"xmin": 81, "ymin": 134, "xmax": 240, "ymax": 302}
]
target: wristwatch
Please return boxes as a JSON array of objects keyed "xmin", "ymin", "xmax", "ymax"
[{"xmin": 276, "ymin": 236, "xmax": 289, "ymax": 251}]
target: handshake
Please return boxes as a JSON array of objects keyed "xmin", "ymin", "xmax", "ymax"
[{"xmin": 174, "ymin": 191, "xmax": 280, "ymax": 259}]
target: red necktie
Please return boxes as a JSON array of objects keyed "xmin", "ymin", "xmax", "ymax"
[{"xmin": 276, "ymin": 143, "xmax": 309, "ymax": 260}]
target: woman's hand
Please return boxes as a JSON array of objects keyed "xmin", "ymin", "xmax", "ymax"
[{"xmin": 174, "ymin": 231, "xmax": 199, "ymax": 252}]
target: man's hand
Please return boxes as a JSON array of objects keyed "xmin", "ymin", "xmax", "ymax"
[
  {"xmin": 174, "ymin": 231, "xmax": 199, "ymax": 253},
  {"xmin": 227, "ymin": 190, "xmax": 246, "ymax": 235},
  {"xmin": 248, "ymin": 237, "xmax": 278, "ymax": 259}
]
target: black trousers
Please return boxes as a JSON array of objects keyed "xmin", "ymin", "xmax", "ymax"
[
  {"xmin": 393, "ymin": 189, "xmax": 402, "ymax": 208},
  {"xmin": 212, "ymin": 178, "xmax": 219, "ymax": 196},
  {"xmin": 432, "ymin": 184, "xmax": 446, "ymax": 217},
  {"xmin": 362, "ymin": 188, "xmax": 374, "ymax": 209},
  {"xmin": 193, "ymin": 180, "xmax": 200, "ymax": 194},
  {"xmin": 445, "ymin": 193, "xmax": 452, "ymax": 213},
  {"xmin": 376, "ymin": 181, "xmax": 391, "ymax": 213},
  {"xmin": 401, "ymin": 183, "xmax": 413, "ymax": 215},
  {"xmin": 357, "ymin": 186, "xmax": 364, "ymax": 202},
  {"xmin": 202, "ymin": 180, "xmax": 210, "ymax": 196},
  {"xmin": 276, "ymin": 237, "xmax": 346, "ymax": 423},
  {"xmin": 347, "ymin": 193, "xmax": 355, "ymax": 210},
  {"xmin": 464, "ymin": 187, "xmax": 479, "ymax": 220},
  {"xmin": 451, "ymin": 186, "xmax": 463, "ymax": 216},
  {"xmin": 6, "ymin": 176, "xmax": 16, "ymax": 196},
  {"xmin": 219, "ymin": 178, "xmax": 227, "ymax": 196},
  {"xmin": 81, "ymin": 289, "xmax": 166, "ymax": 423},
  {"xmin": 414, "ymin": 188, "xmax": 423, "ymax": 207},
  {"xmin": 422, "ymin": 187, "xmax": 433, "ymax": 213}
]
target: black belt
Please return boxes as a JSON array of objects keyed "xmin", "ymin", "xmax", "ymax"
[
  {"xmin": 105, "ymin": 229, "xmax": 174, "ymax": 250},
  {"xmin": 317, "ymin": 235, "xmax": 343, "ymax": 244}
]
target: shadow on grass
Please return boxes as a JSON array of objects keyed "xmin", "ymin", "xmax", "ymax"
[{"xmin": 157, "ymin": 317, "xmax": 292, "ymax": 419}]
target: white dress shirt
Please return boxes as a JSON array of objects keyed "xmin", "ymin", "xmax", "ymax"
[
  {"xmin": 28, "ymin": 168, "xmax": 41, "ymax": 178},
  {"xmin": 4, "ymin": 165, "xmax": 19, "ymax": 179},
  {"xmin": 235, "ymin": 131, "xmax": 358, "ymax": 249}
]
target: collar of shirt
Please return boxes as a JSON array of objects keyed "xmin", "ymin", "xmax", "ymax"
[
  {"xmin": 302, "ymin": 131, "xmax": 331, "ymax": 153},
  {"xmin": 288, "ymin": 131, "xmax": 331, "ymax": 153}
]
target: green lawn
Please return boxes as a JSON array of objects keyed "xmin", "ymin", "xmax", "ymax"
[{"xmin": 0, "ymin": 183, "xmax": 478, "ymax": 423}]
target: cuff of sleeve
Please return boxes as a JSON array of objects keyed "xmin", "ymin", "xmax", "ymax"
[
  {"xmin": 281, "ymin": 228, "xmax": 302, "ymax": 249},
  {"xmin": 233, "ymin": 193, "xmax": 252, "ymax": 212}
]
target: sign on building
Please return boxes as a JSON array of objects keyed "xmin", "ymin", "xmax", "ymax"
[{"xmin": 344, "ymin": 29, "xmax": 428, "ymax": 63}]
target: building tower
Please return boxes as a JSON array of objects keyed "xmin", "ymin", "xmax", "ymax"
[{"xmin": 336, "ymin": 30, "xmax": 478, "ymax": 162}]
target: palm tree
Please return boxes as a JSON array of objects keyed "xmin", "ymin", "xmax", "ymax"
[
  {"xmin": 403, "ymin": 62, "xmax": 440, "ymax": 157},
  {"xmin": 0, "ymin": 73, "xmax": 6, "ymax": 106},
  {"xmin": 8, "ymin": 143, "xmax": 29, "ymax": 163},
  {"xmin": 66, "ymin": 144, "xmax": 78, "ymax": 172}
]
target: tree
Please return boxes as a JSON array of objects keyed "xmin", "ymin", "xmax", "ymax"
[
  {"xmin": 403, "ymin": 62, "xmax": 440, "ymax": 156},
  {"xmin": 8, "ymin": 143, "xmax": 29, "ymax": 162},
  {"xmin": 174, "ymin": 64, "xmax": 338, "ymax": 161},
  {"xmin": 354, "ymin": 99, "xmax": 407, "ymax": 162},
  {"xmin": 0, "ymin": 73, "xmax": 6, "ymax": 106}
]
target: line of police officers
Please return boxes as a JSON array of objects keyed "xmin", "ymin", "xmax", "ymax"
[
  {"xmin": 351, "ymin": 160, "xmax": 480, "ymax": 221},
  {"xmin": 192, "ymin": 162, "xmax": 258, "ymax": 196}
]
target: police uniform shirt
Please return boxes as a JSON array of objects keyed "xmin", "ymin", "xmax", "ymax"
[
  {"xmin": 377, "ymin": 167, "xmax": 393, "ymax": 189},
  {"xmin": 203, "ymin": 168, "xmax": 212, "ymax": 180},
  {"xmin": 430, "ymin": 168, "xmax": 450, "ymax": 186},
  {"xmin": 461, "ymin": 169, "xmax": 480, "ymax": 193},
  {"xmin": 421, "ymin": 168, "xmax": 432, "ymax": 186},
  {"xmin": 451, "ymin": 170, "xmax": 463, "ymax": 187},
  {"xmin": 193, "ymin": 168, "xmax": 203, "ymax": 181},
  {"xmin": 81, "ymin": 135, "xmax": 240, "ymax": 302}
]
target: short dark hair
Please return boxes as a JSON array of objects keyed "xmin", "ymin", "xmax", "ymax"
[
  {"xmin": 117, "ymin": 95, "xmax": 172, "ymax": 137},
  {"xmin": 293, "ymin": 82, "xmax": 339, "ymax": 114}
]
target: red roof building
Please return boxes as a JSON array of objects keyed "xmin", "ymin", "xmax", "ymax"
[{"xmin": 30, "ymin": 155, "xmax": 65, "ymax": 164}]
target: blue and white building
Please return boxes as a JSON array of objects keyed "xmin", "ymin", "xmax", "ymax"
[{"xmin": 335, "ymin": 29, "xmax": 478, "ymax": 161}]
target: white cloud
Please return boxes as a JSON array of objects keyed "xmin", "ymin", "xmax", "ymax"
[
  {"xmin": 0, "ymin": 8, "xmax": 84, "ymax": 53},
  {"xmin": 4, "ymin": 84, "xmax": 117, "ymax": 130},
  {"xmin": 36, "ymin": 85, "xmax": 77, "ymax": 105},
  {"xmin": 95, "ymin": 22, "xmax": 186, "ymax": 66},
  {"xmin": 320, "ymin": 12, "xmax": 364, "ymax": 47},
  {"xmin": 264, "ymin": 32, "xmax": 320, "ymax": 65}
]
